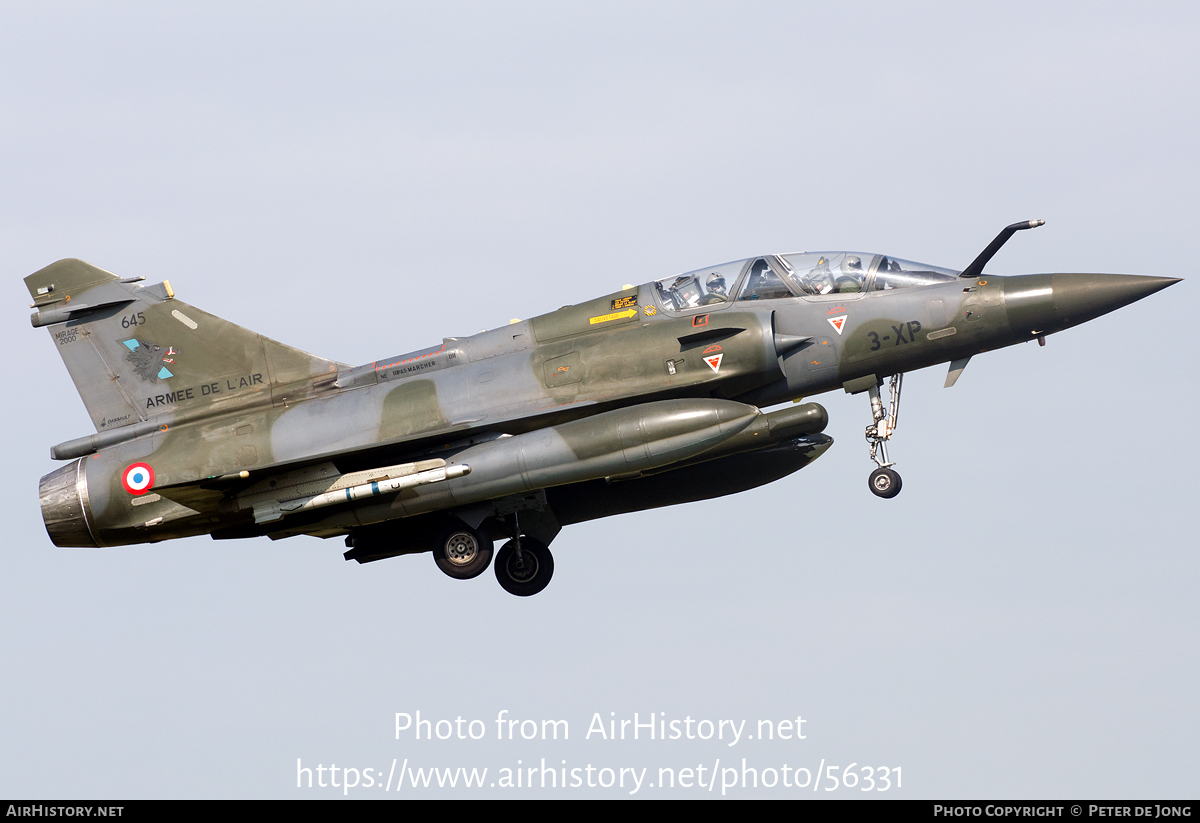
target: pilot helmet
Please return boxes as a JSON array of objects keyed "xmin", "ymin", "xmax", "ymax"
[
  {"xmin": 706, "ymin": 273, "xmax": 727, "ymax": 294},
  {"xmin": 841, "ymin": 255, "xmax": 863, "ymax": 274}
]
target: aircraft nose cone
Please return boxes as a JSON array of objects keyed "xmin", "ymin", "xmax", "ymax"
[{"xmin": 1049, "ymin": 273, "xmax": 1180, "ymax": 326}]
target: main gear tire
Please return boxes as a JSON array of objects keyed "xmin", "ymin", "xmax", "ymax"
[
  {"xmin": 868, "ymin": 467, "xmax": 902, "ymax": 499},
  {"xmin": 433, "ymin": 524, "xmax": 493, "ymax": 580},
  {"xmin": 494, "ymin": 538, "xmax": 554, "ymax": 597}
]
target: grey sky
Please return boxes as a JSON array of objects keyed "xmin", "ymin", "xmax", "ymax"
[{"xmin": 2, "ymin": 2, "xmax": 1196, "ymax": 797}]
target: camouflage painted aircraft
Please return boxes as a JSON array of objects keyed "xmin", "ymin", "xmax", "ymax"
[{"xmin": 28, "ymin": 221, "xmax": 1178, "ymax": 596}]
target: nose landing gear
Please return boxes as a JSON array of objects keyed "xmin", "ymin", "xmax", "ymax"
[{"xmin": 864, "ymin": 374, "xmax": 903, "ymax": 499}]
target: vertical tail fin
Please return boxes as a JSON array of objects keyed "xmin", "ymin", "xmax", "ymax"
[{"xmin": 26, "ymin": 259, "xmax": 346, "ymax": 433}]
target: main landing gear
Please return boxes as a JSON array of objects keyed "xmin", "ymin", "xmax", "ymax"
[
  {"xmin": 864, "ymin": 374, "xmax": 903, "ymax": 499},
  {"xmin": 433, "ymin": 523, "xmax": 494, "ymax": 580},
  {"xmin": 494, "ymin": 536, "xmax": 554, "ymax": 597},
  {"xmin": 431, "ymin": 513, "xmax": 555, "ymax": 596}
]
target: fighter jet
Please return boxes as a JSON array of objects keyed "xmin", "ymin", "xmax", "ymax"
[{"xmin": 28, "ymin": 221, "xmax": 1178, "ymax": 596}]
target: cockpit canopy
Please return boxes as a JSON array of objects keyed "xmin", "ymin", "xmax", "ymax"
[
  {"xmin": 779, "ymin": 253, "xmax": 959, "ymax": 295},
  {"xmin": 651, "ymin": 253, "xmax": 959, "ymax": 311}
]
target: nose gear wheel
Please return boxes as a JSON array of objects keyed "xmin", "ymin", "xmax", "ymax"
[{"xmin": 869, "ymin": 467, "xmax": 902, "ymax": 498}]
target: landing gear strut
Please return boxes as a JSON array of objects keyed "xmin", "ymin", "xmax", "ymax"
[{"xmin": 865, "ymin": 374, "xmax": 903, "ymax": 499}]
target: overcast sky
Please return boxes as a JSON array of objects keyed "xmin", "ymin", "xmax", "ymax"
[{"xmin": 1, "ymin": 1, "xmax": 1197, "ymax": 798}]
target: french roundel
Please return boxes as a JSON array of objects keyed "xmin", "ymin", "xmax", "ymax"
[{"xmin": 122, "ymin": 463, "xmax": 156, "ymax": 495}]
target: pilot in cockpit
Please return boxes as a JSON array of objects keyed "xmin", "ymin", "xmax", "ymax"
[
  {"xmin": 703, "ymin": 272, "xmax": 728, "ymax": 304},
  {"xmin": 836, "ymin": 255, "xmax": 865, "ymax": 293}
]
